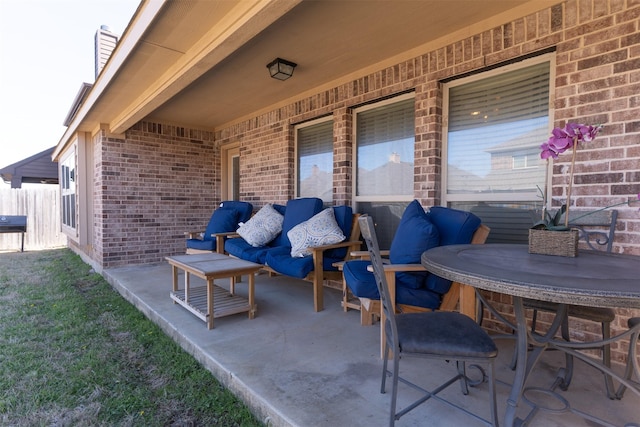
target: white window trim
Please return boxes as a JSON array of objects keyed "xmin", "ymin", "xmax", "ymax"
[
  {"xmin": 442, "ymin": 53, "xmax": 555, "ymax": 205},
  {"xmin": 352, "ymin": 92, "xmax": 416, "ymax": 204},
  {"xmin": 60, "ymin": 145, "xmax": 77, "ymax": 233},
  {"xmin": 294, "ymin": 116, "xmax": 334, "ymax": 200}
]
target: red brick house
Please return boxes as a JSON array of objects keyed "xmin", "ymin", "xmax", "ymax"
[{"xmin": 52, "ymin": 0, "xmax": 640, "ymax": 360}]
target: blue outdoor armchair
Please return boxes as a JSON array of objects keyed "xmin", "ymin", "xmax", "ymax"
[
  {"xmin": 342, "ymin": 201, "xmax": 487, "ymax": 324},
  {"xmin": 185, "ymin": 201, "xmax": 253, "ymax": 254}
]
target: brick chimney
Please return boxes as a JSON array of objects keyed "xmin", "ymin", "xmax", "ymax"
[{"xmin": 94, "ymin": 25, "xmax": 119, "ymax": 79}]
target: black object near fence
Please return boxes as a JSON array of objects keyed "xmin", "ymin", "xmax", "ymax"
[{"xmin": 0, "ymin": 215, "xmax": 27, "ymax": 252}]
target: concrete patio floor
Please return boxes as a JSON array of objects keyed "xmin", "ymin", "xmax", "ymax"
[{"xmin": 103, "ymin": 262, "xmax": 639, "ymax": 427}]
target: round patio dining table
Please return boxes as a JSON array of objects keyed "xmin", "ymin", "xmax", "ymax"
[{"xmin": 421, "ymin": 243, "xmax": 640, "ymax": 427}]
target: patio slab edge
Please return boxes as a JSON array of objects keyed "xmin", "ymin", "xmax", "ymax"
[{"xmin": 103, "ymin": 267, "xmax": 294, "ymax": 427}]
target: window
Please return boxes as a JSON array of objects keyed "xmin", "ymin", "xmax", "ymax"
[
  {"xmin": 60, "ymin": 150, "xmax": 76, "ymax": 229},
  {"xmin": 443, "ymin": 55, "xmax": 553, "ymax": 243},
  {"xmin": 354, "ymin": 94, "xmax": 415, "ymax": 248},
  {"xmin": 512, "ymin": 153, "xmax": 537, "ymax": 169},
  {"xmin": 296, "ymin": 118, "xmax": 333, "ymax": 204}
]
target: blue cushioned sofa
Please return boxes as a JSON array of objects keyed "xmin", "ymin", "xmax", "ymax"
[
  {"xmin": 224, "ymin": 197, "xmax": 361, "ymax": 312},
  {"xmin": 225, "ymin": 198, "xmax": 323, "ymax": 264}
]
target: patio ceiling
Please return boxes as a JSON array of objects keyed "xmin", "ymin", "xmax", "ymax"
[{"xmin": 67, "ymin": 0, "xmax": 561, "ymax": 139}]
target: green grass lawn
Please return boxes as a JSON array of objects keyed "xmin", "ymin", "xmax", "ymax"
[{"xmin": 0, "ymin": 248, "xmax": 263, "ymax": 426}]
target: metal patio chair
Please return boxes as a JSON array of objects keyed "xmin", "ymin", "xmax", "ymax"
[{"xmin": 358, "ymin": 214, "xmax": 499, "ymax": 427}]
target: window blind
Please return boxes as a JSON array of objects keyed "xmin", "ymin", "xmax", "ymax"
[
  {"xmin": 357, "ymin": 99, "xmax": 415, "ymax": 146},
  {"xmin": 356, "ymin": 98, "xmax": 415, "ymax": 197},
  {"xmin": 297, "ymin": 120, "xmax": 333, "ymax": 202},
  {"xmin": 449, "ymin": 62, "xmax": 549, "ymax": 132},
  {"xmin": 446, "ymin": 61, "xmax": 550, "ymax": 198},
  {"xmin": 298, "ymin": 121, "xmax": 333, "ymax": 157}
]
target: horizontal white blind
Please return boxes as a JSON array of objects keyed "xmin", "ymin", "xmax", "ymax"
[
  {"xmin": 446, "ymin": 61, "xmax": 549, "ymax": 199},
  {"xmin": 297, "ymin": 120, "xmax": 333, "ymax": 202},
  {"xmin": 449, "ymin": 62, "xmax": 549, "ymax": 132},
  {"xmin": 356, "ymin": 98, "xmax": 414, "ymax": 197},
  {"xmin": 357, "ymin": 99, "xmax": 415, "ymax": 146},
  {"xmin": 298, "ymin": 121, "xmax": 333, "ymax": 157}
]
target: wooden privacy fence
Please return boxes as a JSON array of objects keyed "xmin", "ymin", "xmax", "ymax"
[{"xmin": 0, "ymin": 187, "xmax": 67, "ymax": 251}]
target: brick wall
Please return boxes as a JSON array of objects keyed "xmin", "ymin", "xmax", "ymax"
[
  {"xmin": 211, "ymin": 0, "xmax": 639, "ymax": 361},
  {"xmin": 96, "ymin": 122, "xmax": 216, "ymax": 268}
]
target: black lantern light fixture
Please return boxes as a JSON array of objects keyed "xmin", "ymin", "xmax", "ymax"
[{"xmin": 267, "ymin": 58, "xmax": 297, "ymax": 81}]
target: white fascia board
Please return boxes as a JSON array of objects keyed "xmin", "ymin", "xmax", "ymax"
[{"xmin": 53, "ymin": 0, "xmax": 167, "ymax": 161}]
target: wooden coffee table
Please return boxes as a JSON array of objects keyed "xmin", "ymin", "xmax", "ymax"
[{"xmin": 165, "ymin": 253, "xmax": 261, "ymax": 329}]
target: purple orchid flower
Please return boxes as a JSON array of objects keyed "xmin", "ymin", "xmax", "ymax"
[
  {"xmin": 576, "ymin": 124, "xmax": 602, "ymax": 142},
  {"xmin": 540, "ymin": 123, "xmax": 603, "ymax": 160},
  {"xmin": 540, "ymin": 142, "xmax": 558, "ymax": 159},
  {"xmin": 546, "ymin": 127, "xmax": 573, "ymax": 155}
]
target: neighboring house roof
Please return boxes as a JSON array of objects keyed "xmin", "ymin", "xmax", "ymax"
[
  {"xmin": 358, "ymin": 161, "xmax": 414, "ymax": 196},
  {"xmin": 0, "ymin": 147, "xmax": 58, "ymax": 188}
]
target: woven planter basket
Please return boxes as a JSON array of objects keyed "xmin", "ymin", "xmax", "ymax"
[{"xmin": 528, "ymin": 228, "xmax": 579, "ymax": 257}]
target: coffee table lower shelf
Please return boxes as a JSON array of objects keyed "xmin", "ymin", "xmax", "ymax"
[{"xmin": 170, "ymin": 285, "xmax": 255, "ymax": 323}]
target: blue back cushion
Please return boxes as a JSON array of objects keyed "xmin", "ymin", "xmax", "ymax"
[
  {"xmin": 325, "ymin": 206, "xmax": 353, "ymax": 260},
  {"xmin": 426, "ymin": 206, "xmax": 481, "ymax": 246},
  {"xmin": 425, "ymin": 206, "xmax": 481, "ymax": 293},
  {"xmin": 203, "ymin": 207, "xmax": 240, "ymax": 240},
  {"xmin": 220, "ymin": 201, "xmax": 254, "ymax": 223},
  {"xmin": 389, "ymin": 200, "xmax": 440, "ymax": 289},
  {"xmin": 273, "ymin": 198, "xmax": 323, "ymax": 247}
]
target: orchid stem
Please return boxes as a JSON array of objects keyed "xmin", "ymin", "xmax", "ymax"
[
  {"xmin": 565, "ymin": 139, "xmax": 577, "ymax": 228},
  {"xmin": 543, "ymin": 158, "xmax": 549, "ymax": 221}
]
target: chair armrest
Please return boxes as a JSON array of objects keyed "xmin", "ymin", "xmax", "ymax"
[
  {"xmin": 382, "ymin": 263, "xmax": 427, "ymax": 272},
  {"xmin": 212, "ymin": 231, "xmax": 240, "ymax": 255},
  {"xmin": 366, "ymin": 263, "xmax": 427, "ymax": 273},
  {"xmin": 309, "ymin": 240, "xmax": 362, "ymax": 254},
  {"xmin": 185, "ymin": 230, "xmax": 204, "ymax": 239},
  {"xmin": 210, "ymin": 231, "xmax": 240, "ymax": 238},
  {"xmin": 350, "ymin": 249, "xmax": 390, "ymax": 259}
]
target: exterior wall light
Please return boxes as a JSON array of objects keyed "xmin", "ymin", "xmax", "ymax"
[{"xmin": 267, "ymin": 58, "xmax": 297, "ymax": 80}]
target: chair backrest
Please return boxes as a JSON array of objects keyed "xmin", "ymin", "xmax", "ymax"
[
  {"xmin": 220, "ymin": 200, "xmax": 254, "ymax": 223},
  {"xmin": 272, "ymin": 197, "xmax": 324, "ymax": 247},
  {"xmin": 563, "ymin": 209, "xmax": 617, "ymax": 252},
  {"xmin": 359, "ymin": 214, "xmax": 399, "ymax": 350},
  {"xmin": 203, "ymin": 201, "xmax": 253, "ymax": 241}
]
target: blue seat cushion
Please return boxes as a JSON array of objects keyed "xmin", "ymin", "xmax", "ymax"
[
  {"xmin": 425, "ymin": 206, "xmax": 481, "ymax": 293},
  {"xmin": 266, "ymin": 246, "xmax": 315, "ymax": 278},
  {"xmin": 266, "ymin": 242, "xmax": 347, "ymax": 279},
  {"xmin": 272, "ymin": 198, "xmax": 324, "ymax": 247},
  {"xmin": 389, "ymin": 200, "xmax": 440, "ymax": 290},
  {"xmin": 224, "ymin": 237, "xmax": 276, "ymax": 264},
  {"xmin": 185, "ymin": 238, "xmax": 216, "ymax": 251},
  {"xmin": 343, "ymin": 260, "xmax": 441, "ymax": 309},
  {"xmin": 343, "ymin": 260, "xmax": 380, "ymax": 299}
]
